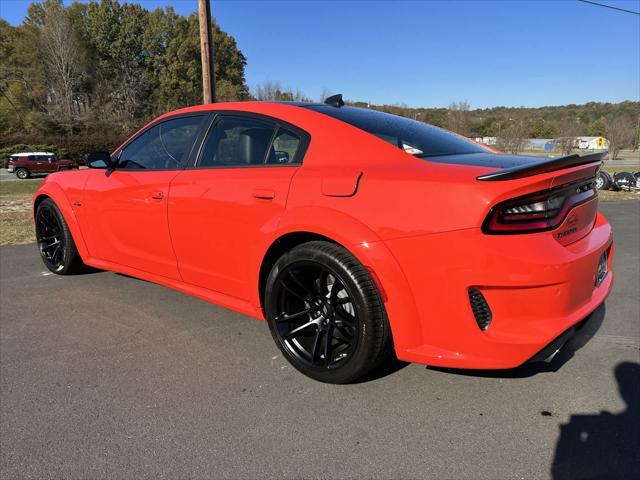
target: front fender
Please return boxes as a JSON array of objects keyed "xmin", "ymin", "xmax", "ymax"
[
  {"xmin": 34, "ymin": 181, "xmax": 90, "ymax": 261},
  {"xmin": 251, "ymin": 206, "xmax": 424, "ymax": 355}
]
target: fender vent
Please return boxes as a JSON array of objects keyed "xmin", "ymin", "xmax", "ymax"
[{"xmin": 468, "ymin": 288, "xmax": 492, "ymax": 331}]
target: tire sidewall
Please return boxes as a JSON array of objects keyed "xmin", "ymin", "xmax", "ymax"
[
  {"xmin": 265, "ymin": 243, "xmax": 386, "ymax": 384},
  {"xmin": 16, "ymin": 168, "xmax": 29, "ymax": 179},
  {"xmin": 35, "ymin": 199, "xmax": 76, "ymax": 274}
]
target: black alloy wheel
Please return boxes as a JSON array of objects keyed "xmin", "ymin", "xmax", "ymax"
[
  {"xmin": 35, "ymin": 198, "xmax": 84, "ymax": 274},
  {"xmin": 265, "ymin": 241, "xmax": 391, "ymax": 383},
  {"xmin": 273, "ymin": 261, "xmax": 359, "ymax": 369}
]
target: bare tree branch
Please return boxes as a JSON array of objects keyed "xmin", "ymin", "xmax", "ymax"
[
  {"xmin": 496, "ymin": 115, "xmax": 529, "ymax": 154},
  {"xmin": 605, "ymin": 115, "xmax": 636, "ymax": 160}
]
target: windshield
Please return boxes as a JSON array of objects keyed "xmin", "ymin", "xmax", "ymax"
[{"xmin": 303, "ymin": 105, "xmax": 487, "ymax": 157}]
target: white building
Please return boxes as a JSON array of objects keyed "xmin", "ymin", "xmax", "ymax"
[
  {"xmin": 577, "ymin": 137, "xmax": 608, "ymax": 150},
  {"xmin": 475, "ymin": 136, "xmax": 497, "ymax": 146}
]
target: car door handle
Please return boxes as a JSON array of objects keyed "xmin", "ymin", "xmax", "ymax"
[
  {"xmin": 150, "ymin": 191, "xmax": 164, "ymax": 200},
  {"xmin": 252, "ymin": 189, "xmax": 275, "ymax": 200}
]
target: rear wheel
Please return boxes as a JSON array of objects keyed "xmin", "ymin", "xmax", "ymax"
[
  {"xmin": 35, "ymin": 198, "xmax": 85, "ymax": 274},
  {"xmin": 265, "ymin": 241, "xmax": 391, "ymax": 383},
  {"xmin": 15, "ymin": 168, "xmax": 29, "ymax": 179}
]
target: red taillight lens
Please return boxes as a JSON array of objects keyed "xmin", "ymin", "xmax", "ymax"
[{"xmin": 482, "ymin": 179, "xmax": 597, "ymax": 234}]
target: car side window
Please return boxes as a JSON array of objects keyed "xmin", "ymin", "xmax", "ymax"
[
  {"xmin": 118, "ymin": 115, "xmax": 204, "ymax": 170},
  {"xmin": 28, "ymin": 156, "xmax": 37, "ymax": 162},
  {"xmin": 199, "ymin": 116, "xmax": 277, "ymax": 167},
  {"xmin": 270, "ymin": 128, "xmax": 301, "ymax": 164}
]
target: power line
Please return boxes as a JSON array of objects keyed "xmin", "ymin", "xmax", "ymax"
[{"xmin": 577, "ymin": 0, "xmax": 640, "ymax": 15}]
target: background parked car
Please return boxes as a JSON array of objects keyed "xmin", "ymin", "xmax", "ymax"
[
  {"xmin": 7, "ymin": 152, "xmax": 77, "ymax": 179},
  {"xmin": 595, "ymin": 170, "xmax": 614, "ymax": 190},
  {"xmin": 613, "ymin": 171, "xmax": 638, "ymax": 191}
]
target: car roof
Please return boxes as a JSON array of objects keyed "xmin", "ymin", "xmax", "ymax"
[{"xmin": 12, "ymin": 152, "xmax": 55, "ymax": 156}]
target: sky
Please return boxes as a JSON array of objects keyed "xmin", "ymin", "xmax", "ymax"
[{"xmin": 1, "ymin": 0, "xmax": 639, "ymax": 108}]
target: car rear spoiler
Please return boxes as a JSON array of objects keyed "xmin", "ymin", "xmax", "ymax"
[{"xmin": 476, "ymin": 152, "xmax": 606, "ymax": 181}]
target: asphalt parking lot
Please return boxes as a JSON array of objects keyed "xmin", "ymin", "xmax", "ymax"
[
  {"xmin": 1, "ymin": 202, "xmax": 638, "ymax": 479},
  {"xmin": 0, "ymin": 172, "xmax": 49, "ymax": 182}
]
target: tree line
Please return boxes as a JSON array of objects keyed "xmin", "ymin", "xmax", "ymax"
[
  {"xmin": 352, "ymin": 100, "xmax": 639, "ymax": 157},
  {"xmin": 1, "ymin": 0, "xmax": 638, "ymax": 161},
  {"xmin": 0, "ymin": 0, "xmax": 249, "ymax": 158}
]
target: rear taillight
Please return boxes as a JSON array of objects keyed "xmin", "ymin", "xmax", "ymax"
[{"xmin": 482, "ymin": 179, "xmax": 597, "ymax": 234}]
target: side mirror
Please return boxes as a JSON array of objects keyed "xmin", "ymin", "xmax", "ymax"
[{"xmin": 87, "ymin": 151, "xmax": 115, "ymax": 169}]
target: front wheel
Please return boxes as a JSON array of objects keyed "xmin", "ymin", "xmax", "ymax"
[
  {"xmin": 265, "ymin": 241, "xmax": 391, "ymax": 383},
  {"xmin": 15, "ymin": 168, "xmax": 30, "ymax": 179},
  {"xmin": 35, "ymin": 198, "xmax": 85, "ymax": 274}
]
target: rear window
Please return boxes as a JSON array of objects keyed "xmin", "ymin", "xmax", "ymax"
[{"xmin": 303, "ymin": 105, "xmax": 486, "ymax": 157}]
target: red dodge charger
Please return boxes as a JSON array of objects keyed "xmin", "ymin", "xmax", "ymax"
[{"xmin": 34, "ymin": 96, "xmax": 613, "ymax": 383}]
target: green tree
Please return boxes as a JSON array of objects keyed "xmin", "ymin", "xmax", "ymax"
[
  {"xmin": 587, "ymin": 116, "xmax": 607, "ymax": 137},
  {"xmin": 1, "ymin": 0, "xmax": 250, "ymax": 136},
  {"xmin": 530, "ymin": 117, "xmax": 558, "ymax": 138}
]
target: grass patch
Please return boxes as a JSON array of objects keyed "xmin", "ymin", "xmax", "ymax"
[
  {"xmin": 0, "ymin": 179, "xmax": 41, "ymax": 245},
  {"xmin": 0, "ymin": 179, "xmax": 43, "ymax": 196},
  {"xmin": 602, "ymin": 166, "xmax": 640, "ymax": 174},
  {"xmin": 598, "ymin": 190, "xmax": 640, "ymax": 202},
  {"xmin": 0, "ymin": 211, "xmax": 35, "ymax": 245}
]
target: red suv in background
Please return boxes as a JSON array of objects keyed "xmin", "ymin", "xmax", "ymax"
[{"xmin": 7, "ymin": 152, "xmax": 77, "ymax": 179}]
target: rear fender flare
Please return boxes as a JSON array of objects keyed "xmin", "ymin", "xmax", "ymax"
[{"xmin": 253, "ymin": 206, "xmax": 423, "ymax": 353}]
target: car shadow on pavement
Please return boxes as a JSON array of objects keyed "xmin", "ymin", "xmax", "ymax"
[
  {"xmin": 425, "ymin": 303, "xmax": 607, "ymax": 379},
  {"xmin": 353, "ymin": 356, "xmax": 410, "ymax": 383},
  {"xmin": 67, "ymin": 265, "xmax": 103, "ymax": 275},
  {"xmin": 550, "ymin": 361, "xmax": 640, "ymax": 479}
]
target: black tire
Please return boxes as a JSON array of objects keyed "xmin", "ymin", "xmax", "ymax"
[
  {"xmin": 35, "ymin": 198, "xmax": 86, "ymax": 274},
  {"xmin": 15, "ymin": 168, "xmax": 30, "ymax": 179},
  {"xmin": 265, "ymin": 241, "xmax": 391, "ymax": 384},
  {"xmin": 595, "ymin": 171, "xmax": 612, "ymax": 191},
  {"xmin": 634, "ymin": 172, "xmax": 640, "ymax": 188}
]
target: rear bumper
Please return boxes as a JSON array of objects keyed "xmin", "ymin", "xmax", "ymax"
[
  {"xmin": 384, "ymin": 212, "xmax": 614, "ymax": 369},
  {"xmin": 7, "ymin": 166, "xmax": 14, "ymax": 173},
  {"xmin": 525, "ymin": 318, "xmax": 582, "ymax": 364}
]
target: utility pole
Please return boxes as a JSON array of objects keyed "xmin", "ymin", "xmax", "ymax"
[{"xmin": 198, "ymin": 0, "xmax": 216, "ymax": 103}]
